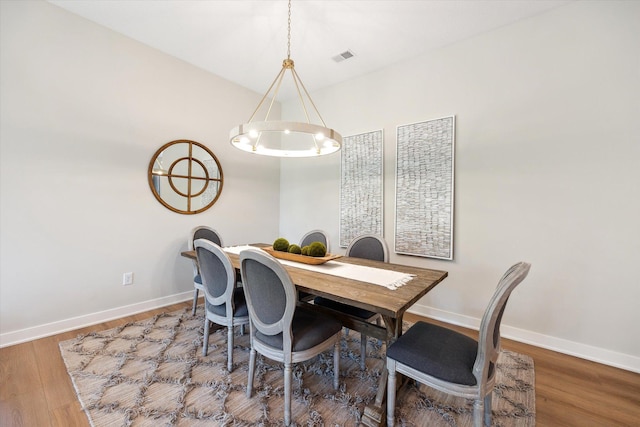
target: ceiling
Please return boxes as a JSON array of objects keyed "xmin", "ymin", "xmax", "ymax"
[{"xmin": 48, "ymin": 0, "xmax": 570, "ymax": 100}]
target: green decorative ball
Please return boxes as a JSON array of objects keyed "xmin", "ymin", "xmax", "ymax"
[
  {"xmin": 307, "ymin": 241, "xmax": 327, "ymax": 257},
  {"xmin": 288, "ymin": 244, "xmax": 302, "ymax": 254},
  {"xmin": 301, "ymin": 245, "xmax": 310, "ymax": 255},
  {"xmin": 273, "ymin": 237, "xmax": 290, "ymax": 252}
]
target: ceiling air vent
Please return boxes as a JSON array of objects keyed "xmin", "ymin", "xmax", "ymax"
[{"xmin": 332, "ymin": 49, "xmax": 356, "ymax": 63}]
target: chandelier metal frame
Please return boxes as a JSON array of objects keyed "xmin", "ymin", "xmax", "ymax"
[{"xmin": 229, "ymin": 0, "xmax": 342, "ymax": 157}]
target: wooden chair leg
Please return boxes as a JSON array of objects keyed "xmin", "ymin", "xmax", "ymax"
[
  {"xmin": 192, "ymin": 288, "xmax": 199, "ymax": 315},
  {"xmin": 284, "ymin": 362, "xmax": 292, "ymax": 426},
  {"xmin": 387, "ymin": 360, "xmax": 397, "ymax": 427},
  {"xmin": 227, "ymin": 325, "xmax": 234, "ymax": 372},
  {"xmin": 484, "ymin": 392, "xmax": 492, "ymax": 426},
  {"xmin": 473, "ymin": 398, "xmax": 485, "ymax": 427},
  {"xmin": 333, "ymin": 341, "xmax": 340, "ymax": 389},
  {"xmin": 246, "ymin": 348, "xmax": 256, "ymax": 398},
  {"xmin": 202, "ymin": 319, "xmax": 210, "ymax": 356},
  {"xmin": 360, "ymin": 333, "xmax": 367, "ymax": 370}
]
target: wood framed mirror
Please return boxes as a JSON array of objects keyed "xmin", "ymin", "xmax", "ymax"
[{"xmin": 148, "ymin": 139, "xmax": 224, "ymax": 214}]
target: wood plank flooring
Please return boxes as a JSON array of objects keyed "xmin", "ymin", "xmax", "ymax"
[{"xmin": 1, "ymin": 301, "xmax": 638, "ymax": 426}]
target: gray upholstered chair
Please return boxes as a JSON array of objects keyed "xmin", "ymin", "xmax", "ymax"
[
  {"xmin": 299, "ymin": 229, "xmax": 330, "ymax": 252},
  {"xmin": 194, "ymin": 239, "xmax": 249, "ymax": 372},
  {"xmin": 386, "ymin": 262, "xmax": 531, "ymax": 427},
  {"xmin": 188, "ymin": 226, "xmax": 223, "ymax": 315},
  {"xmin": 239, "ymin": 248, "xmax": 342, "ymax": 426},
  {"xmin": 314, "ymin": 234, "xmax": 389, "ymax": 369}
]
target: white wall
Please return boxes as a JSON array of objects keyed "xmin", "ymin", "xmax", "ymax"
[
  {"xmin": 280, "ymin": 1, "xmax": 640, "ymax": 371},
  {"xmin": 0, "ymin": 1, "xmax": 280, "ymax": 344},
  {"xmin": 2, "ymin": 0, "xmax": 638, "ymax": 373}
]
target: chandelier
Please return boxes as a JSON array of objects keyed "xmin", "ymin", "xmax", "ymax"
[{"xmin": 229, "ymin": 0, "xmax": 342, "ymax": 158}]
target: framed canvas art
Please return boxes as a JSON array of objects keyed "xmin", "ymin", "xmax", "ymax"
[
  {"xmin": 339, "ymin": 130, "xmax": 384, "ymax": 247},
  {"xmin": 395, "ymin": 116, "xmax": 455, "ymax": 260}
]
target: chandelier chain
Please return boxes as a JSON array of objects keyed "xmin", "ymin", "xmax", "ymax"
[{"xmin": 287, "ymin": 0, "xmax": 292, "ymax": 60}]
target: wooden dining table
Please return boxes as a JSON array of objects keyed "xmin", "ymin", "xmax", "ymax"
[{"xmin": 181, "ymin": 245, "xmax": 448, "ymax": 427}]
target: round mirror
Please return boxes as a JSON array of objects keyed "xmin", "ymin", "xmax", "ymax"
[{"xmin": 148, "ymin": 139, "xmax": 224, "ymax": 214}]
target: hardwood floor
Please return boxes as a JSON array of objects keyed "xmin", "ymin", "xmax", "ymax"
[{"xmin": 1, "ymin": 301, "xmax": 638, "ymax": 426}]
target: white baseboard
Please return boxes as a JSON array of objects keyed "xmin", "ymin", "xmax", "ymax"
[
  {"xmin": 409, "ymin": 303, "xmax": 640, "ymax": 374},
  {"xmin": 0, "ymin": 291, "xmax": 193, "ymax": 348}
]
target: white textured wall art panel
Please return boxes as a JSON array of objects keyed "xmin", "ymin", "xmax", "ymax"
[
  {"xmin": 395, "ymin": 116, "xmax": 455, "ymax": 259},
  {"xmin": 339, "ymin": 130, "xmax": 384, "ymax": 247}
]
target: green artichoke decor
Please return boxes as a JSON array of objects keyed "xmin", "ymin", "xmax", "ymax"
[
  {"xmin": 273, "ymin": 237, "xmax": 290, "ymax": 252},
  {"xmin": 272, "ymin": 238, "xmax": 327, "ymax": 258},
  {"xmin": 306, "ymin": 241, "xmax": 327, "ymax": 257},
  {"xmin": 288, "ymin": 244, "xmax": 302, "ymax": 254}
]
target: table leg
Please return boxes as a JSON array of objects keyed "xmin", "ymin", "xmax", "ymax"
[{"xmin": 360, "ymin": 314, "xmax": 403, "ymax": 427}]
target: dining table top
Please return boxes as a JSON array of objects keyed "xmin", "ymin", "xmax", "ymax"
[{"xmin": 181, "ymin": 244, "xmax": 448, "ymax": 321}]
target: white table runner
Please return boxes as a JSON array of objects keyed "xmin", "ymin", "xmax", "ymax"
[{"xmin": 224, "ymin": 245, "xmax": 414, "ymax": 290}]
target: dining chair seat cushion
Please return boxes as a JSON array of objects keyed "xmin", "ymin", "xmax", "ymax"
[
  {"xmin": 386, "ymin": 321, "xmax": 480, "ymax": 386},
  {"xmin": 255, "ymin": 306, "xmax": 342, "ymax": 352},
  {"xmin": 194, "ymin": 274, "xmax": 203, "ymax": 287},
  {"xmin": 313, "ymin": 296, "xmax": 377, "ymax": 320},
  {"xmin": 205, "ymin": 288, "xmax": 249, "ymax": 317}
]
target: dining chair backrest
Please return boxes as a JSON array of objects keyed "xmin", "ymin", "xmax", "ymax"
[
  {"xmin": 189, "ymin": 226, "xmax": 223, "ymax": 277},
  {"xmin": 346, "ymin": 234, "xmax": 389, "ymax": 262},
  {"xmin": 473, "ymin": 262, "xmax": 531, "ymax": 384},
  {"xmin": 189, "ymin": 226, "xmax": 223, "ymax": 250},
  {"xmin": 187, "ymin": 226, "xmax": 226, "ymax": 315},
  {"xmin": 194, "ymin": 239, "xmax": 235, "ymax": 306},
  {"xmin": 300, "ymin": 229, "xmax": 330, "ymax": 252},
  {"xmin": 240, "ymin": 248, "xmax": 297, "ymax": 351}
]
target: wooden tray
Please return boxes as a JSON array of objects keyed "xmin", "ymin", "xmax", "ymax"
[{"xmin": 263, "ymin": 247, "xmax": 342, "ymax": 265}]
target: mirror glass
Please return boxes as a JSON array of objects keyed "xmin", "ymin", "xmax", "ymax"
[{"xmin": 148, "ymin": 140, "xmax": 223, "ymax": 214}]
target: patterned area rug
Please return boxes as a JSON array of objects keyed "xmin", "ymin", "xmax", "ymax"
[{"xmin": 59, "ymin": 306, "xmax": 535, "ymax": 426}]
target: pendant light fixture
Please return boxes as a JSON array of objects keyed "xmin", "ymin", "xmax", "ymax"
[{"xmin": 230, "ymin": 0, "xmax": 342, "ymax": 158}]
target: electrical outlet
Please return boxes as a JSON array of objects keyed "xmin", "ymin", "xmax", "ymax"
[{"xmin": 123, "ymin": 272, "xmax": 134, "ymax": 286}]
